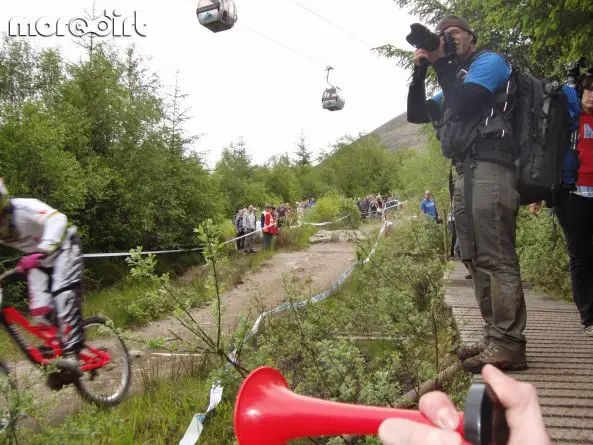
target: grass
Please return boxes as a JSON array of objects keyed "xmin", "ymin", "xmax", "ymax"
[{"xmin": 24, "ymin": 361, "xmax": 239, "ymax": 445}]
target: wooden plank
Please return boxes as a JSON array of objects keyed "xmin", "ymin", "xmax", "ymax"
[{"xmin": 444, "ymin": 261, "xmax": 593, "ymax": 442}]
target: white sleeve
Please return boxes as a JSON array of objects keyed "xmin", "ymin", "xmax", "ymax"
[{"xmin": 38, "ymin": 211, "xmax": 68, "ymax": 253}]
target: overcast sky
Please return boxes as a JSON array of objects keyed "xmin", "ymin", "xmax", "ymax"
[{"xmin": 2, "ymin": 0, "xmax": 419, "ymax": 167}]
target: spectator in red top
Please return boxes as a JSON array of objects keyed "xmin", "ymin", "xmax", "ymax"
[
  {"xmin": 532, "ymin": 70, "xmax": 593, "ymax": 335},
  {"xmin": 262, "ymin": 205, "xmax": 276, "ymax": 250}
]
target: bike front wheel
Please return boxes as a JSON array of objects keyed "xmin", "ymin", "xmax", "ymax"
[
  {"xmin": 0, "ymin": 361, "xmax": 19, "ymax": 439},
  {"xmin": 73, "ymin": 317, "xmax": 131, "ymax": 407}
]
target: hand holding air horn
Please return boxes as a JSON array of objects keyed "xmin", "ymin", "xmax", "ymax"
[{"xmin": 234, "ymin": 367, "xmax": 509, "ymax": 445}]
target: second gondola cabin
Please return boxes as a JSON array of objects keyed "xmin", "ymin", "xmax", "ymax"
[
  {"xmin": 322, "ymin": 87, "xmax": 345, "ymax": 111},
  {"xmin": 196, "ymin": 0, "xmax": 238, "ymax": 33}
]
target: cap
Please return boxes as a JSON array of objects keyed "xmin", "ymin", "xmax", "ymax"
[{"xmin": 436, "ymin": 15, "xmax": 477, "ymax": 43}]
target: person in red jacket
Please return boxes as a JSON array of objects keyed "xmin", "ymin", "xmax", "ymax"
[
  {"xmin": 532, "ymin": 70, "xmax": 593, "ymax": 335},
  {"xmin": 262, "ymin": 205, "xmax": 276, "ymax": 250},
  {"xmin": 558, "ymin": 71, "xmax": 593, "ymax": 335}
]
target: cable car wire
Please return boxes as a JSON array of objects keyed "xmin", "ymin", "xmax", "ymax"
[
  {"xmin": 239, "ymin": 23, "xmax": 327, "ymax": 68},
  {"xmin": 291, "ymin": 1, "xmax": 376, "ymax": 49}
]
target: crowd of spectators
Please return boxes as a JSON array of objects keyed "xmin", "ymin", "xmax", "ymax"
[
  {"xmin": 233, "ymin": 199, "xmax": 317, "ymax": 253},
  {"xmin": 356, "ymin": 194, "xmax": 402, "ymax": 220}
]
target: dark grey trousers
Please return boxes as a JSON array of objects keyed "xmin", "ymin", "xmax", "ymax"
[{"xmin": 453, "ymin": 160, "xmax": 527, "ymax": 350}]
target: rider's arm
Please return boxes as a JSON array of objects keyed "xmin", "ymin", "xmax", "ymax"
[
  {"xmin": 38, "ymin": 211, "xmax": 67, "ymax": 254},
  {"xmin": 433, "ymin": 52, "xmax": 509, "ymax": 119},
  {"xmin": 16, "ymin": 199, "xmax": 68, "ymax": 254}
]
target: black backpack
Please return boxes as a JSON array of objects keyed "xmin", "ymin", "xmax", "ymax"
[{"xmin": 509, "ymin": 70, "xmax": 570, "ymax": 205}]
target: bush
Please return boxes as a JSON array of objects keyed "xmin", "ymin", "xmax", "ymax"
[
  {"xmin": 516, "ymin": 208, "xmax": 571, "ymax": 299},
  {"xmin": 304, "ymin": 192, "xmax": 361, "ymax": 229},
  {"xmin": 244, "ymin": 214, "xmax": 454, "ymax": 416},
  {"xmin": 275, "ymin": 225, "xmax": 317, "ymax": 249}
]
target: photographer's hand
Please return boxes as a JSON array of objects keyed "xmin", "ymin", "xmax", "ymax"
[
  {"xmin": 413, "ymin": 49, "xmax": 430, "ymax": 66},
  {"xmin": 414, "ymin": 38, "xmax": 446, "ymax": 66}
]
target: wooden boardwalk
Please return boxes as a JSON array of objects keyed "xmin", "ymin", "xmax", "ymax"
[{"xmin": 444, "ymin": 261, "xmax": 593, "ymax": 445}]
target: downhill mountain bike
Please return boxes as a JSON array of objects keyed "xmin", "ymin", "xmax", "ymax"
[{"xmin": 0, "ymin": 267, "xmax": 131, "ymax": 424}]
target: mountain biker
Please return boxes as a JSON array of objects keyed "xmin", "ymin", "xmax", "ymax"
[{"xmin": 0, "ymin": 178, "xmax": 84, "ymax": 372}]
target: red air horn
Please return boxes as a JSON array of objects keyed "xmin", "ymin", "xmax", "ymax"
[{"xmin": 234, "ymin": 367, "xmax": 509, "ymax": 445}]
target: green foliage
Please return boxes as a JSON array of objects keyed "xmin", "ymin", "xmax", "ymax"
[
  {"xmin": 0, "ymin": 38, "xmax": 222, "ymax": 262},
  {"xmin": 317, "ymin": 135, "xmax": 405, "ymax": 198},
  {"xmin": 264, "ymin": 153, "xmax": 301, "ymax": 204},
  {"xmin": 304, "ymin": 191, "xmax": 361, "ymax": 229},
  {"xmin": 245, "ymin": 215, "xmax": 454, "ymax": 416},
  {"xmin": 83, "ymin": 251, "xmax": 207, "ymax": 328},
  {"xmin": 396, "ymin": 129, "xmax": 450, "ymax": 212},
  {"xmin": 516, "ymin": 209, "xmax": 571, "ymax": 300},
  {"xmin": 387, "ymin": 0, "xmax": 593, "ymax": 80},
  {"xmin": 118, "ymin": 249, "xmax": 181, "ymax": 324},
  {"xmin": 26, "ymin": 362, "xmax": 237, "ymax": 445},
  {"xmin": 275, "ymin": 225, "xmax": 317, "ymax": 249}
]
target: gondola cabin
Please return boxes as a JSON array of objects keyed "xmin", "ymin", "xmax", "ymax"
[
  {"xmin": 322, "ymin": 86, "xmax": 345, "ymax": 111},
  {"xmin": 196, "ymin": 0, "xmax": 238, "ymax": 33}
]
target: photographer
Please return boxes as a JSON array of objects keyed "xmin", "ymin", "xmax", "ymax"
[{"xmin": 406, "ymin": 16, "xmax": 527, "ymax": 373}]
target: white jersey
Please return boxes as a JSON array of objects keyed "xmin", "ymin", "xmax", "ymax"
[{"xmin": 0, "ymin": 198, "xmax": 68, "ymax": 254}]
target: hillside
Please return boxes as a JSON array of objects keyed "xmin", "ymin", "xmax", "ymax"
[{"xmin": 368, "ymin": 112, "xmax": 429, "ymax": 152}]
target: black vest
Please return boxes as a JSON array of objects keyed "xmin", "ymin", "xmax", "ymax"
[{"xmin": 436, "ymin": 50, "xmax": 517, "ymax": 167}]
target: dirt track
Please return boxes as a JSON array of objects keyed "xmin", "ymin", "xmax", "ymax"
[{"xmin": 131, "ymin": 236, "xmax": 357, "ymax": 346}]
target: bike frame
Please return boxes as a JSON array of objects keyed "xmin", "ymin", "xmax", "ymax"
[{"xmin": 0, "ymin": 268, "xmax": 111, "ymax": 373}]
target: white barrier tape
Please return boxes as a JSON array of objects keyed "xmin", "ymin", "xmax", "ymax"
[
  {"xmin": 364, "ymin": 221, "xmax": 390, "ymax": 264},
  {"xmin": 182, "ymin": 219, "xmax": 391, "ymax": 444},
  {"xmin": 221, "ymin": 222, "xmax": 276, "ymax": 245},
  {"xmin": 179, "ymin": 382, "xmax": 223, "ymax": 445},
  {"xmin": 83, "ymin": 247, "xmax": 204, "ymax": 258},
  {"xmin": 151, "ymin": 352, "xmax": 202, "ymax": 358},
  {"xmin": 67, "ymin": 212, "xmax": 359, "ymax": 260},
  {"xmin": 289, "ymin": 213, "xmax": 351, "ymax": 229},
  {"xmin": 83, "ymin": 224, "xmax": 277, "ymax": 258}
]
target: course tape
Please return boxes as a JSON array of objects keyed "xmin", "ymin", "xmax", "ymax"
[
  {"xmin": 82, "ymin": 247, "xmax": 204, "ymax": 258},
  {"xmin": 79, "ymin": 213, "xmax": 355, "ymax": 259},
  {"xmin": 179, "ymin": 382, "xmax": 224, "ymax": 445},
  {"xmin": 289, "ymin": 213, "xmax": 351, "ymax": 229},
  {"xmin": 179, "ymin": 219, "xmax": 391, "ymax": 444}
]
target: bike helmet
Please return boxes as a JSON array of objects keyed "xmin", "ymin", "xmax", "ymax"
[{"xmin": 0, "ymin": 178, "xmax": 8, "ymax": 212}]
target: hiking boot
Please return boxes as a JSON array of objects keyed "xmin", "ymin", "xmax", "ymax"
[
  {"xmin": 462, "ymin": 342, "xmax": 527, "ymax": 374},
  {"xmin": 456, "ymin": 338, "xmax": 489, "ymax": 361}
]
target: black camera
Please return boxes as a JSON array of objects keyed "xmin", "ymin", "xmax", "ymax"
[
  {"xmin": 565, "ymin": 57, "xmax": 589, "ymax": 87},
  {"xmin": 406, "ymin": 23, "xmax": 456, "ymax": 64}
]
